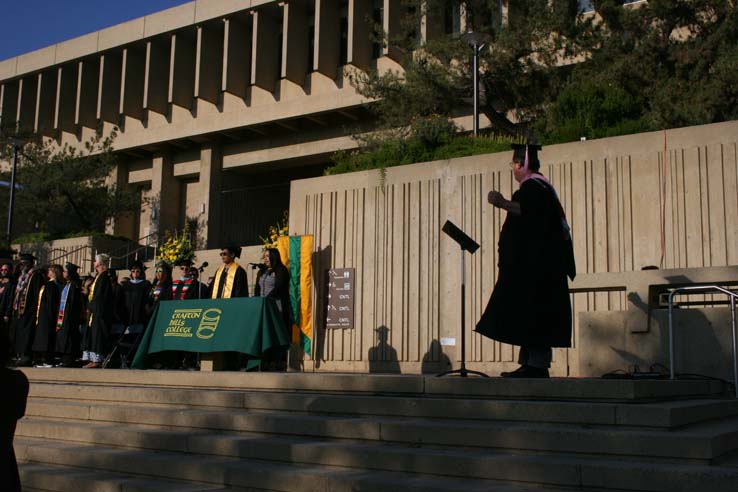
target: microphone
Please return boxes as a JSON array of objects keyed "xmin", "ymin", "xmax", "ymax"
[
  {"xmin": 249, "ymin": 263, "xmax": 266, "ymax": 269},
  {"xmin": 198, "ymin": 261, "xmax": 209, "ymax": 272}
]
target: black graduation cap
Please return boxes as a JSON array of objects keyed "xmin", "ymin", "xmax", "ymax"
[
  {"xmin": 130, "ymin": 259, "xmax": 146, "ymax": 271},
  {"xmin": 511, "ymin": 143, "xmax": 542, "ymax": 167},
  {"xmin": 174, "ymin": 258, "xmax": 194, "ymax": 267},
  {"xmin": 19, "ymin": 253, "xmax": 36, "ymax": 263},
  {"xmin": 65, "ymin": 262, "xmax": 80, "ymax": 276}
]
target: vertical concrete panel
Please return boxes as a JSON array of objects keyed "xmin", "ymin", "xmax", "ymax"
[
  {"xmin": 54, "ymin": 65, "xmax": 78, "ymax": 133},
  {"xmin": 347, "ymin": 0, "xmax": 372, "ymax": 70},
  {"xmin": 251, "ymin": 9, "xmax": 281, "ymax": 91},
  {"xmin": 35, "ymin": 70, "xmax": 57, "ymax": 135},
  {"xmin": 16, "ymin": 76, "xmax": 38, "ymax": 133},
  {"xmin": 170, "ymin": 31, "xmax": 197, "ymax": 109},
  {"xmin": 698, "ymin": 146, "xmax": 711, "ymax": 266},
  {"xmin": 196, "ymin": 23, "xmax": 224, "ymax": 104},
  {"xmin": 0, "ymin": 81, "xmax": 19, "ymax": 126},
  {"xmin": 222, "ymin": 17, "xmax": 251, "ymax": 98},
  {"xmin": 682, "ymin": 146, "xmax": 704, "ymax": 268},
  {"xmin": 120, "ymin": 47, "xmax": 146, "ymax": 119},
  {"xmin": 98, "ymin": 53, "xmax": 122, "ymax": 124},
  {"xmin": 314, "ymin": 0, "xmax": 340, "ymax": 76},
  {"xmin": 282, "ymin": 0, "xmax": 310, "ymax": 84},
  {"xmin": 383, "ymin": 0, "xmax": 402, "ymax": 60},
  {"xmin": 724, "ymin": 143, "xmax": 738, "ymax": 266},
  {"xmin": 199, "ymin": 144, "xmax": 223, "ymax": 249},
  {"xmin": 151, "ymin": 152, "xmax": 180, "ymax": 235},
  {"xmin": 630, "ymin": 155, "xmax": 661, "ymax": 270},
  {"xmin": 76, "ymin": 58, "xmax": 100, "ymax": 128},
  {"xmin": 144, "ymin": 38, "xmax": 171, "ymax": 115},
  {"xmin": 706, "ymin": 143, "xmax": 727, "ymax": 266},
  {"xmin": 407, "ymin": 181, "xmax": 420, "ymax": 362}
]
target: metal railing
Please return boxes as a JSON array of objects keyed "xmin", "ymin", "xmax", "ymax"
[{"xmin": 668, "ymin": 285, "xmax": 738, "ymax": 397}]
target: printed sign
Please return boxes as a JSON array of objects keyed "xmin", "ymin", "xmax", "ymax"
[
  {"xmin": 326, "ymin": 268, "xmax": 355, "ymax": 329},
  {"xmin": 163, "ymin": 308, "xmax": 222, "ymax": 340}
]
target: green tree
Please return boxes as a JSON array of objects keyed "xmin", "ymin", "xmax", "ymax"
[
  {"xmin": 351, "ymin": 0, "xmax": 738, "ymax": 143},
  {"xmin": 0, "ymin": 126, "xmax": 139, "ymax": 242}
]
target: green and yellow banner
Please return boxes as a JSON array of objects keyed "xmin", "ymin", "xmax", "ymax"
[{"xmin": 277, "ymin": 235, "xmax": 313, "ymax": 356}]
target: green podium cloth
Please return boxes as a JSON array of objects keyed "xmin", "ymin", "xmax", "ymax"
[{"xmin": 131, "ymin": 297, "xmax": 289, "ymax": 369}]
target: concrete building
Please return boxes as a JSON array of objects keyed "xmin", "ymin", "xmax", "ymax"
[{"xmin": 0, "ymin": 0, "xmax": 472, "ymax": 248}]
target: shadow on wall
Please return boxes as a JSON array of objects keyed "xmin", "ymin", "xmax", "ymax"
[
  {"xmin": 421, "ymin": 339, "xmax": 452, "ymax": 374},
  {"xmin": 311, "ymin": 245, "xmax": 332, "ymax": 370},
  {"xmin": 368, "ymin": 326, "xmax": 400, "ymax": 374}
]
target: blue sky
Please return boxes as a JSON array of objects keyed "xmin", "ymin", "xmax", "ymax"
[{"xmin": 0, "ymin": 0, "xmax": 191, "ymax": 62}]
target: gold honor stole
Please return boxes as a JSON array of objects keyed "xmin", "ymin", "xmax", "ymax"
[
  {"xmin": 35, "ymin": 285, "xmax": 46, "ymax": 325},
  {"xmin": 211, "ymin": 262, "xmax": 241, "ymax": 299},
  {"xmin": 87, "ymin": 274, "xmax": 99, "ymax": 327}
]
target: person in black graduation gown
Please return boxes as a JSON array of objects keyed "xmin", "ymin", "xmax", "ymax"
[
  {"xmin": 172, "ymin": 259, "xmax": 203, "ymax": 300},
  {"xmin": 55, "ymin": 263, "xmax": 83, "ymax": 367},
  {"xmin": 32, "ymin": 264, "xmax": 64, "ymax": 367},
  {"xmin": 82, "ymin": 254, "xmax": 115, "ymax": 369},
  {"xmin": 147, "ymin": 261, "xmax": 173, "ymax": 316},
  {"xmin": 12, "ymin": 254, "xmax": 45, "ymax": 367},
  {"xmin": 0, "ymin": 262, "xmax": 16, "ymax": 362},
  {"xmin": 119, "ymin": 260, "xmax": 152, "ymax": 333},
  {"xmin": 475, "ymin": 143, "xmax": 576, "ymax": 379},
  {"xmin": 211, "ymin": 245, "xmax": 248, "ymax": 299}
]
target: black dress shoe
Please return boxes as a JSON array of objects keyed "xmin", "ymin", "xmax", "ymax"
[{"xmin": 504, "ymin": 365, "xmax": 550, "ymax": 379}]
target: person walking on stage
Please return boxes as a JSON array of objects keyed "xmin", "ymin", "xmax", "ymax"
[
  {"xmin": 81, "ymin": 254, "xmax": 115, "ymax": 368},
  {"xmin": 211, "ymin": 245, "xmax": 248, "ymax": 299},
  {"xmin": 119, "ymin": 260, "xmax": 152, "ymax": 333},
  {"xmin": 55, "ymin": 263, "xmax": 83, "ymax": 367},
  {"xmin": 12, "ymin": 254, "xmax": 44, "ymax": 367},
  {"xmin": 475, "ymin": 143, "xmax": 576, "ymax": 379}
]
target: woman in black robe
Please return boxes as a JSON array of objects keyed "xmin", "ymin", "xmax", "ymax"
[
  {"xmin": 55, "ymin": 263, "xmax": 83, "ymax": 367},
  {"xmin": 32, "ymin": 265, "xmax": 63, "ymax": 367},
  {"xmin": 475, "ymin": 144, "xmax": 576, "ymax": 379}
]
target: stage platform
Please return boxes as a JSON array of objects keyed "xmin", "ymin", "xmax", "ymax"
[{"xmin": 15, "ymin": 369, "xmax": 738, "ymax": 492}]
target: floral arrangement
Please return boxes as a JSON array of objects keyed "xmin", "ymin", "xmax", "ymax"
[
  {"xmin": 158, "ymin": 224, "xmax": 196, "ymax": 265},
  {"xmin": 261, "ymin": 210, "xmax": 289, "ymax": 250}
]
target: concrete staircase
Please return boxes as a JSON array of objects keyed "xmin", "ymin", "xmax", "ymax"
[{"xmin": 15, "ymin": 369, "xmax": 738, "ymax": 492}]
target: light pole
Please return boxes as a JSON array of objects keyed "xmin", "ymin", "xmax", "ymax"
[
  {"xmin": 6, "ymin": 141, "xmax": 19, "ymax": 245},
  {"xmin": 3, "ymin": 136, "xmax": 24, "ymax": 246},
  {"xmin": 461, "ymin": 31, "xmax": 492, "ymax": 136}
]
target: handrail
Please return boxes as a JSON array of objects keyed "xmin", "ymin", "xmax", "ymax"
[{"xmin": 668, "ymin": 285, "xmax": 738, "ymax": 397}]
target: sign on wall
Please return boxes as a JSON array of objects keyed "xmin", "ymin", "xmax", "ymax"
[{"xmin": 326, "ymin": 268, "xmax": 355, "ymax": 329}]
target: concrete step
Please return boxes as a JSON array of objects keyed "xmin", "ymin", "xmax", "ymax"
[
  {"xmin": 16, "ymin": 438, "xmax": 589, "ymax": 492},
  {"xmin": 23, "ymin": 367, "xmax": 727, "ymax": 401},
  {"xmin": 28, "ymin": 381, "xmax": 738, "ymax": 429},
  {"xmin": 17, "ymin": 401, "xmax": 738, "ymax": 462},
  {"xmin": 19, "ymin": 463, "xmax": 227, "ymax": 492},
  {"xmin": 16, "ymin": 435, "xmax": 738, "ymax": 492}
]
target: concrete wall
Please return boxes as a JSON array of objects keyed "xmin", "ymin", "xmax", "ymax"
[{"xmin": 288, "ymin": 120, "xmax": 738, "ymax": 376}]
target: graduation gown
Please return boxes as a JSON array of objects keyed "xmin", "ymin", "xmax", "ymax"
[
  {"xmin": 475, "ymin": 175, "xmax": 575, "ymax": 348},
  {"xmin": 13, "ymin": 269, "xmax": 44, "ymax": 356},
  {"xmin": 119, "ymin": 280, "xmax": 152, "ymax": 326},
  {"xmin": 211, "ymin": 263, "xmax": 248, "ymax": 299},
  {"xmin": 0, "ymin": 279, "xmax": 16, "ymax": 339},
  {"xmin": 83, "ymin": 270, "xmax": 115, "ymax": 355},
  {"xmin": 32, "ymin": 280, "xmax": 63, "ymax": 353},
  {"xmin": 254, "ymin": 265, "xmax": 292, "ymax": 335},
  {"xmin": 171, "ymin": 278, "xmax": 206, "ymax": 300},
  {"xmin": 55, "ymin": 282, "xmax": 83, "ymax": 355}
]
